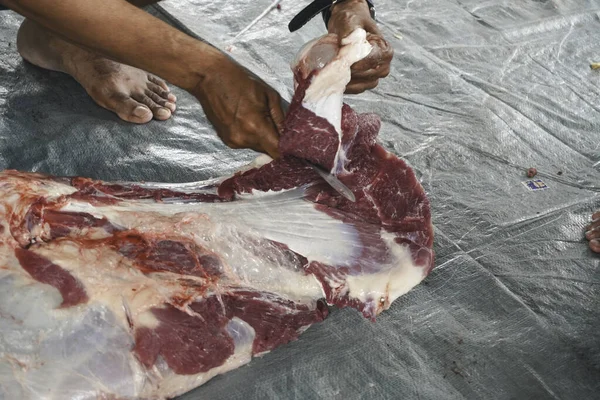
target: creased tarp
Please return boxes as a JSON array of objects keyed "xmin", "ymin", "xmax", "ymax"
[{"xmin": 0, "ymin": 0, "xmax": 599, "ymax": 399}]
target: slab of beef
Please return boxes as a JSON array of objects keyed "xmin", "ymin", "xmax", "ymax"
[{"xmin": 0, "ymin": 29, "xmax": 433, "ymax": 399}]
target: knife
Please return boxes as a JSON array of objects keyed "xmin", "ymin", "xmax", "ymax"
[
  {"xmin": 306, "ymin": 161, "xmax": 356, "ymax": 202},
  {"xmin": 279, "ymin": 100, "xmax": 355, "ymax": 202},
  {"xmin": 288, "ymin": 0, "xmax": 335, "ymax": 32}
]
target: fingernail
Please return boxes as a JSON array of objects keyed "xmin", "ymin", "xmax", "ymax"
[
  {"xmin": 134, "ymin": 106, "xmax": 150, "ymax": 117},
  {"xmin": 157, "ymin": 108, "xmax": 170, "ymax": 118}
]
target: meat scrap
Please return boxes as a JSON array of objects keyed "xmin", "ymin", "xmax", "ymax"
[{"xmin": 0, "ymin": 29, "xmax": 434, "ymax": 399}]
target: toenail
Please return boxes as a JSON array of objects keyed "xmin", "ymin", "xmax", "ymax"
[
  {"xmin": 134, "ymin": 106, "xmax": 150, "ymax": 117},
  {"xmin": 168, "ymin": 94, "xmax": 177, "ymax": 102},
  {"xmin": 165, "ymin": 102, "xmax": 176, "ymax": 110},
  {"xmin": 157, "ymin": 108, "xmax": 170, "ymax": 118}
]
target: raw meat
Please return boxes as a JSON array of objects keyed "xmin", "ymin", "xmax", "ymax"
[{"xmin": 0, "ymin": 29, "xmax": 433, "ymax": 399}]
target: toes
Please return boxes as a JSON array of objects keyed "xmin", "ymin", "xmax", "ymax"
[
  {"xmin": 586, "ymin": 229, "xmax": 600, "ymax": 241},
  {"xmin": 586, "ymin": 214, "xmax": 600, "ymax": 233},
  {"xmin": 115, "ymin": 97, "xmax": 153, "ymax": 124},
  {"xmin": 90, "ymin": 89, "xmax": 153, "ymax": 123},
  {"xmin": 145, "ymin": 89, "xmax": 176, "ymax": 113},
  {"xmin": 132, "ymin": 92, "xmax": 172, "ymax": 120},
  {"xmin": 147, "ymin": 81, "xmax": 173, "ymax": 100},
  {"xmin": 148, "ymin": 75, "xmax": 169, "ymax": 91},
  {"xmin": 148, "ymin": 75, "xmax": 177, "ymax": 102},
  {"xmin": 586, "ymin": 223, "xmax": 600, "ymax": 239},
  {"xmin": 585, "ymin": 211, "xmax": 600, "ymax": 254}
]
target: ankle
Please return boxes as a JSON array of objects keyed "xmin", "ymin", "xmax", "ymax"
[
  {"xmin": 167, "ymin": 39, "xmax": 227, "ymax": 93},
  {"xmin": 16, "ymin": 19, "xmax": 65, "ymax": 71}
]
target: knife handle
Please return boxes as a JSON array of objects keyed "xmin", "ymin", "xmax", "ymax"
[{"xmin": 288, "ymin": 0, "xmax": 376, "ymax": 33}]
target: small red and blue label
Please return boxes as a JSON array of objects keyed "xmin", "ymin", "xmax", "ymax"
[{"xmin": 522, "ymin": 179, "xmax": 549, "ymax": 191}]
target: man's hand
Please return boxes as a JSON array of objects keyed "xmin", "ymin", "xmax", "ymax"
[
  {"xmin": 327, "ymin": 0, "xmax": 393, "ymax": 94},
  {"xmin": 194, "ymin": 56, "xmax": 285, "ymax": 159}
]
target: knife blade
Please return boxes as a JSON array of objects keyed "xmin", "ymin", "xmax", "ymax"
[
  {"xmin": 278, "ymin": 100, "xmax": 355, "ymax": 202},
  {"xmin": 306, "ymin": 161, "xmax": 356, "ymax": 203}
]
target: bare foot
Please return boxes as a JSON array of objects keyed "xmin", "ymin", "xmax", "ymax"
[
  {"xmin": 586, "ymin": 211, "xmax": 600, "ymax": 253},
  {"xmin": 16, "ymin": 19, "xmax": 176, "ymax": 124}
]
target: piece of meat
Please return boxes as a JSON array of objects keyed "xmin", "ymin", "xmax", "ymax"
[{"xmin": 0, "ymin": 29, "xmax": 433, "ymax": 399}]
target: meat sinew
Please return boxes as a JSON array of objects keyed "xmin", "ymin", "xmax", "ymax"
[{"xmin": 0, "ymin": 29, "xmax": 433, "ymax": 399}]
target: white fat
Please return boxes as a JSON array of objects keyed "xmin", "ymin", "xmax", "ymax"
[
  {"xmin": 234, "ymin": 154, "xmax": 274, "ymax": 173},
  {"xmin": 234, "ymin": 186, "xmax": 301, "ymax": 200},
  {"xmin": 2, "ymin": 178, "xmax": 77, "ymax": 205},
  {"xmin": 61, "ymin": 191, "xmax": 361, "ymax": 302},
  {"xmin": 134, "ymin": 305, "xmax": 161, "ymax": 330},
  {"xmin": 345, "ymin": 230, "xmax": 427, "ymax": 307},
  {"xmin": 302, "ymin": 29, "xmax": 372, "ymax": 172},
  {"xmin": 61, "ymin": 185, "xmax": 428, "ymax": 311}
]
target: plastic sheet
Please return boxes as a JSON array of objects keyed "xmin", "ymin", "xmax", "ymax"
[{"xmin": 0, "ymin": 0, "xmax": 599, "ymax": 399}]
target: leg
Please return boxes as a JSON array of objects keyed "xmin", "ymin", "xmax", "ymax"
[
  {"xmin": 4, "ymin": 0, "xmax": 284, "ymax": 155},
  {"xmin": 586, "ymin": 211, "xmax": 600, "ymax": 253},
  {"xmin": 15, "ymin": 0, "xmax": 177, "ymax": 124}
]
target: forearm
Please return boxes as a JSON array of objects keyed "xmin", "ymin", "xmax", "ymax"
[{"xmin": 2, "ymin": 0, "xmax": 222, "ymax": 90}]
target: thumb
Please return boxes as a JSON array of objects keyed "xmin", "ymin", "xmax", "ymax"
[
  {"xmin": 268, "ymin": 91, "xmax": 286, "ymax": 134},
  {"xmin": 248, "ymin": 111, "xmax": 281, "ymax": 160},
  {"xmin": 259, "ymin": 128, "xmax": 280, "ymax": 160},
  {"xmin": 332, "ymin": 17, "xmax": 360, "ymax": 43},
  {"xmin": 255, "ymin": 91, "xmax": 284, "ymax": 159}
]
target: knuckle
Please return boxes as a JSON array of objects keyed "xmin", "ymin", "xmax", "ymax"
[
  {"xmin": 241, "ymin": 119, "xmax": 260, "ymax": 135},
  {"xmin": 345, "ymin": 86, "xmax": 361, "ymax": 95},
  {"xmin": 384, "ymin": 47, "xmax": 394, "ymax": 61},
  {"xmin": 220, "ymin": 134, "xmax": 238, "ymax": 148},
  {"xmin": 378, "ymin": 67, "xmax": 391, "ymax": 78},
  {"xmin": 227, "ymin": 131, "xmax": 249, "ymax": 148}
]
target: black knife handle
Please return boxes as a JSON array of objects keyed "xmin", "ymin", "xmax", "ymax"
[{"xmin": 288, "ymin": 0, "xmax": 376, "ymax": 33}]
